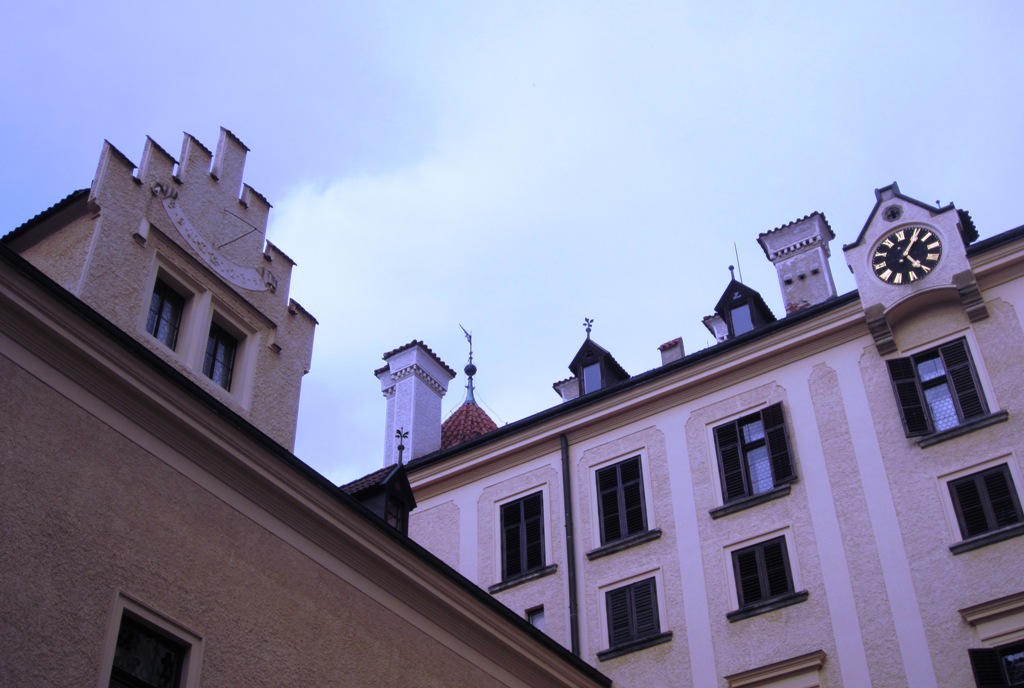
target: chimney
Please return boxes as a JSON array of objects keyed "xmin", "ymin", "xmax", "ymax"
[
  {"xmin": 757, "ymin": 212, "xmax": 837, "ymax": 314},
  {"xmin": 376, "ymin": 341, "xmax": 456, "ymax": 466},
  {"xmin": 658, "ymin": 337, "xmax": 684, "ymax": 365}
]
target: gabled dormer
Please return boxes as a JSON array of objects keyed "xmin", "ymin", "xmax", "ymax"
[
  {"xmin": 703, "ymin": 277, "xmax": 777, "ymax": 342},
  {"xmin": 341, "ymin": 463, "xmax": 417, "ymax": 535},
  {"xmin": 554, "ymin": 333, "xmax": 630, "ymax": 402}
]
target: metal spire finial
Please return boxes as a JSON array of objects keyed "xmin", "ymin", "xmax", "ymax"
[
  {"xmin": 460, "ymin": 324, "xmax": 477, "ymax": 403},
  {"xmin": 395, "ymin": 427, "xmax": 409, "ymax": 464},
  {"xmin": 583, "ymin": 317, "xmax": 594, "ymax": 339},
  {"xmin": 728, "ymin": 265, "xmax": 736, "ymax": 281}
]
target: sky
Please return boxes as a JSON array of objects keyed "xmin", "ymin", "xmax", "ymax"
[{"xmin": 3, "ymin": 2, "xmax": 1023, "ymax": 486}]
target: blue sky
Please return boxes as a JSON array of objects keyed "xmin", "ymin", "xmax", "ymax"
[{"xmin": 4, "ymin": 2, "xmax": 1023, "ymax": 485}]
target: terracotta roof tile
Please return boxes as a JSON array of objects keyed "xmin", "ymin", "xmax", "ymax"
[
  {"xmin": 441, "ymin": 402, "xmax": 498, "ymax": 450},
  {"xmin": 378, "ymin": 340, "xmax": 457, "ymax": 378},
  {"xmin": 658, "ymin": 337, "xmax": 682, "ymax": 351},
  {"xmin": 340, "ymin": 465, "xmax": 395, "ymax": 495}
]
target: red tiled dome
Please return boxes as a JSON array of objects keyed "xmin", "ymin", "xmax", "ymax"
[{"xmin": 441, "ymin": 402, "xmax": 498, "ymax": 450}]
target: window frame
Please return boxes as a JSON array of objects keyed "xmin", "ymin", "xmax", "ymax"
[
  {"xmin": 969, "ymin": 639, "xmax": 1024, "ymax": 687},
  {"xmin": 594, "ymin": 454, "xmax": 650, "ymax": 546},
  {"xmin": 941, "ymin": 460, "xmax": 1024, "ymax": 553},
  {"xmin": 203, "ymin": 319, "xmax": 239, "ymax": 391},
  {"xmin": 500, "ymin": 491, "xmax": 546, "ymax": 581},
  {"xmin": 887, "ymin": 337, "xmax": 989, "ymax": 437},
  {"xmin": 712, "ymin": 402, "xmax": 795, "ymax": 506},
  {"xmin": 98, "ymin": 594, "xmax": 203, "ymax": 688},
  {"xmin": 145, "ymin": 278, "xmax": 186, "ymax": 351},
  {"xmin": 596, "ymin": 570, "xmax": 672, "ymax": 660},
  {"xmin": 725, "ymin": 530, "xmax": 807, "ymax": 621}
]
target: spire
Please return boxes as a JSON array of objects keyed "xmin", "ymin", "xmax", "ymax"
[{"xmin": 460, "ymin": 324, "xmax": 477, "ymax": 404}]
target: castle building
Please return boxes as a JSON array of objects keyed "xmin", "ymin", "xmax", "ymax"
[
  {"xmin": 392, "ymin": 185, "xmax": 1024, "ymax": 687},
  {"xmin": 0, "ymin": 130, "xmax": 608, "ymax": 688}
]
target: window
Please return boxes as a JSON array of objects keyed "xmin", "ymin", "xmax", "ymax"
[
  {"xmin": 606, "ymin": 577, "xmax": 660, "ymax": 649},
  {"xmin": 950, "ymin": 465, "xmax": 1023, "ymax": 540},
  {"xmin": 583, "ymin": 362, "xmax": 601, "ymax": 394},
  {"xmin": 110, "ymin": 614, "xmax": 186, "ymax": 688},
  {"xmin": 888, "ymin": 338, "xmax": 988, "ymax": 436},
  {"xmin": 714, "ymin": 403, "xmax": 794, "ymax": 503},
  {"xmin": 732, "ymin": 536, "xmax": 794, "ymax": 610},
  {"xmin": 203, "ymin": 322, "xmax": 238, "ymax": 390},
  {"xmin": 501, "ymin": 492, "xmax": 544, "ymax": 580},
  {"xmin": 146, "ymin": 279, "xmax": 185, "ymax": 350},
  {"xmin": 596, "ymin": 457, "xmax": 647, "ymax": 545},
  {"xmin": 527, "ymin": 606, "xmax": 545, "ymax": 632},
  {"xmin": 970, "ymin": 640, "xmax": 1024, "ymax": 687}
]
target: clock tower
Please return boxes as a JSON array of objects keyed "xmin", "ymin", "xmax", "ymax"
[{"xmin": 843, "ymin": 182, "xmax": 984, "ymax": 354}]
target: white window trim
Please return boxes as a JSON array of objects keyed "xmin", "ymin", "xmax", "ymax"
[
  {"xmin": 936, "ymin": 454, "xmax": 1024, "ymax": 545},
  {"xmin": 596, "ymin": 568, "xmax": 667, "ymax": 651},
  {"xmin": 705, "ymin": 401, "xmax": 773, "ymax": 507},
  {"xmin": 493, "ymin": 484, "xmax": 553, "ymax": 583},
  {"xmin": 205, "ymin": 302, "xmax": 258, "ymax": 407},
  {"xmin": 141, "ymin": 260, "xmax": 202, "ymax": 355},
  {"xmin": 722, "ymin": 527, "xmax": 802, "ymax": 612},
  {"xmin": 587, "ymin": 447, "xmax": 656, "ymax": 545},
  {"xmin": 960, "ymin": 591, "xmax": 1024, "ymax": 646},
  {"xmin": 97, "ymin": 592, "xmax": 204, "ymax": 688},
  {"xmin": 724, "ymin": 649, "xmax": 826, "ymax": 688},
  {"xmin": 894, "ymin": 328, "xmax": 997, "ymax": 415}
]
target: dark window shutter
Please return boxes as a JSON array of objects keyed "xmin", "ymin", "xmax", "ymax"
[
  {"xmin": 761, "ymin": 403, "xmax": 794, "ymax": 484},
  {"xmin": 632, "ymin": 578, "xmax": 659, "ymax": 639},
  {"xmin": 762, "ymin": 538, "xmax": 792, "ymax": 598},
  {"xmin": 984, "ymin": 469, "xmax": 1023, "ymax": 529},
  {"xmin": 501, "ymin": 502, "xmax": 523, "ymax": 578},
  {"xmin": 941, "ymin": 340, "xmax": 987, "ymax": 421},
  {"xmin": 969, "ymin": 648, "xmax": 1008, "ymax": 687},
  {"xmin": 597, "ymin": 458, "xmax": 646, "ymax": 544},
  {"xmin": 888, "ymin": 357, "xmax": 931, "ymax": 435},
  {"xmin": 952, "ymin": 478, "xmax": 990, "ymax": 538},
  {"xmin": 523, "ymin": 493, "xmax": 544, "ymax": 571},
  {"xmin": 607, "ymin": 586, "xmax": 632, "ymax": 647},
  {"xmin": 715, "ymin": 422, "xmax": 747, "ymax": 501},
  {"xmin": 734, "ymin": 549, "xmax": 763, "ymax": 607},
  {"xmin": 597, "ymin": 466, "xmax": 622, "ymax": 543}
]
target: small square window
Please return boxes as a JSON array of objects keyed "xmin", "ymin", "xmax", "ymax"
[
  {"xmin": 606, "ymin": 577, "xmax": 660, "ymax": 649},
  {"xmin": 501, "ymin": 492, "xmax": 545, "ymax": 580},
  {"xmin": 110, "ymin": 614, "xmax": 187, "ymax": 688},
  {"xmin": 888, "ymin": 338, "xmax": 988, "ymax": 436},
  {"xmin": 527, "ymin": 606, "xmax": 545, "ymax": 632},
  {"xmin": 732, "ymin": 536, "xmax": 794, "ymax": 610},
  {"xmin": 203, "ymin": 322, "xmax": 238, "ymax": 391},
  {"xmin": 949, "ymin": 465, "xmax": 1023, "ymax": 540},
  {"xmin": 714, "ymin": 403, "xmax": 795, "ymax": 504},
  {"xmin": 146, "ymin": 279, "xmax": 185, "ymax": 350},
  {"xmin": 596, "ymin": 457, "xmax": 647, "ymax": 545}
]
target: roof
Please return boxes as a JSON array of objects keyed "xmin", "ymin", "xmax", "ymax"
[
  {"xmin": 340, "ymin": 464, "xmax": 397, "ymax": 496},
  {"xmin": 374, "ymin": 339, "xmax": 458, "ymax": 378},
  {"xmin": 567, "ymin": 337, "xmax": 630, "ymax": 381},
  {"xmin": 2, "ymin": 188, "xmax": 89, "ymax": 245},
  {"xmin": 441, "ymin": 401, "xmax": 499, "ymax": 450}
]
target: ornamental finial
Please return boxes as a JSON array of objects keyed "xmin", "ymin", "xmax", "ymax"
[{"xmin": 583, "ymin": 317, "xmax": 594, "ymax": 339}]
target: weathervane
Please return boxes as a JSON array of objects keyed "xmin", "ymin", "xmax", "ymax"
[
  {"xmin": 460, "ymin": 324, "xmax": 477, "ymax": 403},
  {"xmin": 395, "ymin": 427, "xmax": 409, "ymax": 464},
  {"xmin": 583, "ymin": 317, "xmax": 594, "ymax": 339}
]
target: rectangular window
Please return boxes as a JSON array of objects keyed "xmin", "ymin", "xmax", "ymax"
[
  {"xmin": 888, "ymin": 338, "xmax": 988, "ymax": 436},
  {"xmin": 501, "ymin": 492, "xmax": 544, "ymax": 580},
  {"xmin": 203, "ymin": 322, "xmax": 238, "ymax": 391},
  {"xmin": 146, "ymin": 279, "xmax": 185, "ymax": 350},
  {"xmin": 527, "ymin": 606, "xmax": 545, "ymax": 632},
  {"xmin": 606, "ymin": 577, "xmax": 660, "ymax": 648},
  {"xmin": 714, "ymin": 403, "xmax": 794, "ymax": 503},
  {"xmin": 969, "ymin": 640, "xmax": 1024, "ymax": 687},
  {"xmin": 732, "ymin": 536, "xmax": 794, "ymax": 610},
  {"xmin": 949, "ymin": 465, "xmax": 1023, "ymax": 540},
  {"xmin": 583, "ymin": 362, "xmax": 602, "ymax": 394},
  {"xmin": 596, "ymin": 456, "xmax": 647, "ymax": 545},
  {"xmin": 110, "ymin": 614, "xmax": 186, "ymax": 688}
]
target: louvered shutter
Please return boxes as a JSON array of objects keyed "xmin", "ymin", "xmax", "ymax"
[
  {"xmin": 951, "ymin": 478, "xmax": 990, "ymax": 538},
  {"xmin": 761, "ymin": 403, "xmax": 794, "ymax": 484},
  {"xmin": 762, "ymin": 538, "xmax": 792, "ymax": 598},
  {"xmin": 523, "ymin": 493, "xmax": 545, "ymax": 571},
  {"xmin": 620, "ymin": 458, "xmax": 647, "ymax": 537},
  {"xmin": 888, "ymin": 357, "xmax": 931, "ymax": 435},
  {"xmin": 597, "ymin": 465, "xmax": 622, "ymax": 543},
  {"xmin": 734, "ymin": 548, "xmax": 763, "ymax": 607},
  {"xmin": 606, "ymin": 587, "xmax": 632, "ymax": 647},
  {"xmin": 969, "ymin": 648, "xmax": 1008, "ymax": 687},
  {"xmin": 631, "ymin": 578, "xmax": 659, "ymax": 639},
  {"xmin": 984, "ymin": 468, "xmax": 1023, "ymax": 530},
  {"xmin": 501, "ymin": 501, "xmax": 523, "ymax": 578},
  {"xmin": 940, "ymin": 340, "xmax": 988, "ymax": 421},
  {"xmin": 715, "ymin": 422, "xmax": 748, "ymax": 501}
]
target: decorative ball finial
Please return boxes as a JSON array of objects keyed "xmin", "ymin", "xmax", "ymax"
[
  {"xmin": 460, "ymin": 324, "xmax": 477, "ymax": 403},
  {"xmin": 395, "ymin": 427, "xmax": 409, "ymax": 464},
  {"xmin": 728, "ymin": 265, "xmax": 736, "ymax": 281}
]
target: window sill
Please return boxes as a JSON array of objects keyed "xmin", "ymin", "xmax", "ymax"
[
  {"xmin": 488, "ymin": 564, "xmax": 558, "ymax": 594},
  {"xmin": 709, "ymin": 484, "xmax": 792, "ymax": 519},
  {"xmin": 917, "ymin": 410, "xmax": 1009, "ymax": 448},
  {"xmin": 726, "ymin": 590, "xmax": 809, "ymax": 622},
  {"xmin": 596, "ymin": 631, "xmax": 673, "ymax": 661},
  {"xmin": 950, "ymin": 522, "xmax": 1024, "ymax": 555},
  {"xmin": 586, "ymin": 529, "xmax": 662, "ymax": 561}
]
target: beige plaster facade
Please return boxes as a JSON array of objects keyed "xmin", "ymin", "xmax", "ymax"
[
  {"xmin": 0, "ymin": 131, "xmax": 609, "ymax": 688},
  {"xmin": 405, "ymin": 186, "xmax": 1024, "ymax": 687}
]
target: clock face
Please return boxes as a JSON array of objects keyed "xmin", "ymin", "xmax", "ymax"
[{"xmin": 872, "ymin": 226, "xmax": 942, "ymax": 285}]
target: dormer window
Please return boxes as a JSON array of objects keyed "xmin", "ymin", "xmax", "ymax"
[
  {"xmin": 561, "ymin": 337, "xmax": 630, "ymax": 400},
  {"xmin": 705, "ymin": 279, "xmax": 777, "ymax": 342},
  {"xmin": 583, "ymin": 362, "xmax": 602, "ymax": 394},
  {"xmin": 730, "ymin": 303, "xmax": 754, "ymax": 337}
]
